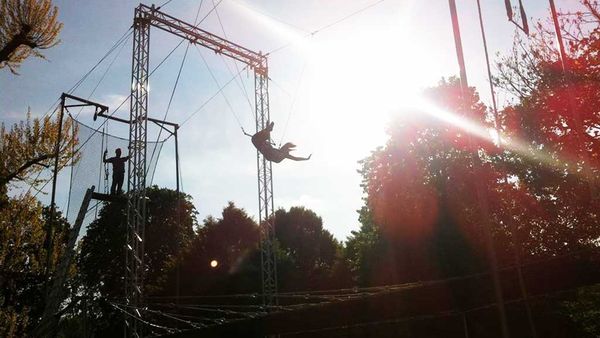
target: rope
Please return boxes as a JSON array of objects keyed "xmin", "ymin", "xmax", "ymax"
[
  {"xmin": 39, "ymin": 27, "xmax": 132, "ymax": 124},
  {"xmin": 191, "ymin": 46, "xmax": 246, "ymax": 129},
  {"xmin": 278, "ymin": 61, "xmax": 306, "ymax": 146},
  {"xmin": 212, "ymin": 0, "xmax": 255, "ymax": 116},
  {"xmin": 267, "ymin": 0, "xmax": 386, "ymax": 55},
  {"xmin": 72, "ymin": 39, "xmax": 186, "ymax": 156},
  {"xmin": 74, "ymin": 31, "xmax": 132, "ymax": 119},
  {"xmin": 148, "ymin": 0, "xmax": 205, "ymax": 185}
]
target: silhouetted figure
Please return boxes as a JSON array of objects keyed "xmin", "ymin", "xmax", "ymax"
[
  {"xmin": 247, "ymin": 122, "xmax": 311, "ymax": 163},
  {"xmin": 103, "ymin": 148, "xmax": 130, "ymax": 195}
]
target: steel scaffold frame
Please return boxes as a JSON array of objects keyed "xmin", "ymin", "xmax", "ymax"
[
  {"xmin": 125, "ymin": 4, "xmax": 277, "ymax": 336},
  {"xmin": 255, "ymin": 73, "xmax": 278, "ymax": 306},
  {"xmin": 126, "ymin": 8, "xmax": 151, "ymax": 337}
]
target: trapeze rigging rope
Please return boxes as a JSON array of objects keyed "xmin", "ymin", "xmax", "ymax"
[
  {"xmin": 148, "ymin": 0, "xmax": 205, "ymax": 185},
  {"xmin": 43, "ymin": 28, "xmax": 133, "ymax": 121},
  {"xmin": 266, "ymin": 0, "xmax": 387, "ymax": 56},
  {"xmin": 74, "ymin": 31, "xmax": 131, "ymax": 119},
  {"xmin": 23, "ymin": 27, "xmax": 133, "ymax": 203},
  {"xmin": 212, "ymin": 0, "xmax": 255, "ymax": 115},
  {"xmin": 277, "ymin": 61, "xmax": 306, "ymax": 147},
  {"xmin": 72, "ymin": 39, "xmax": 188, "ymax": 157},
  {"xmin": 193, "ymin": 45, "xmax": 248, "ymax": 130}
]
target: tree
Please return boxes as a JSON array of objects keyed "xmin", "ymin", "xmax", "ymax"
[
  {"xmin": 353, "ymin": 78, "xmax": 491, "ymax": 286},
  {"xmin": 77, "ymin": 187, "xmax": 196, "ymax": 336},
  {"xmin": 493, "ymin": 0, "xmax": 600, "ymax": 258},
  {"xmin": 0, "ymin": 196, "xmax": 69, "ymax": 337},
  {"xmin": 0, "ymin": 0, "xmax": 62, "ymax": 74},
  {"xmin": 274, "ymin": 207, "xmax": 348, "ymax": 291},
  {"xmin": 0, "ymin": 111, "xmax": 79, "ymax": 191},
  {"xmin": 177, "ymin": 202, "xmax": 260, "ymax": 296}
]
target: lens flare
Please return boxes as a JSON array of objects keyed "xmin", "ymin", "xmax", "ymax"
[{"xmin": 402, "ymin": 96, "xmax": 588, "ymax": 180}]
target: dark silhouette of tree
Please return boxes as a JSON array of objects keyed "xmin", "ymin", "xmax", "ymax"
[
  {"xmin": 175, "ymin": 204, "xmax": 349, "ymax": 297},
  {"xmin": 76, "ymin": 187, "xmax": 196, "ymax": 336},
  {"xmin": 274, "ymin": 207, "xmax": 348, "ymax": 291},
  {"xmin": 0, "ymin": 0, "xmax": 62, "ymax": 74},
  {"xmin": 176, "ymin": 202, "xmax": 260, "ymax": 296},
  {"xmin": 352, "ymin": 78, "xmax": 490, "ymax": 286}
]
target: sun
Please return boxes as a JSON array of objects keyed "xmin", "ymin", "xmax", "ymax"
[{"xmin": 305, "ymin": 20, "xmax": 428, "ymax": 159}]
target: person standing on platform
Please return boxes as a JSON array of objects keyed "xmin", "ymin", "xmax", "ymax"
[{"xmin": 103, "ymin": 148, "xmax": 130, "ymax": 195}]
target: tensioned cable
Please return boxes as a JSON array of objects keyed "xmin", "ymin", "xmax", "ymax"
[
  {"xmin": 278, "ymin": 61, "xmax": 306, "ymax": 146},
  {"xmin": 142, "ymin": 283, "xmax": 590, "ymax": 335},
  {"xmin": 40, "ymin": 27, "xmax": 132, "ymax": 123},
  {"xmin": 198, "ymin": 0, "xmax": 224, "ymax": 24},
  {"xmin": 75, "ymin": 0, "xmax": 224, "ymax": 161},
  {"xmin": 143, "ymin": 246, "xmax": 600, "ymax": 304},
  {"xmin": 148, "ymin": 0, "xmax": 205, "ymax": 184},
  {"xmin": 72, "ymin": 39, "xmax": 187, "ymax": 156},
  {"xmin": 212, "ymin": 0, "xmax": 255, "ymax": 116},
  {"xmin": 74, "ymin": 31, "xmax": 132, "ymax": 120},
  {"xmin": 111, "ymin": 302, "xmax": 176, "ymax": 333},
  {"xmin": 191, "ymin": 46, "xmax": 246, "ymax": 129},
  {"xmin": 148, "ymin": 43, "xmax": 191, "ymax": 184},
  {"xmin": 267, "ymin": 0, "xmax": 386, "ymax": 55},
  {"xmin": 475, "ymin": 0, "xmax": 500, "ymax": 132},
  {"xmin": 228, "ymin": 0, "xmax": 311, "ymax": 34}
]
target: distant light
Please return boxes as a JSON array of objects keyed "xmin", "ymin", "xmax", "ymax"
[{"xmin": 210, "ymin": 260, "xmax": 218, "ymax": 268}]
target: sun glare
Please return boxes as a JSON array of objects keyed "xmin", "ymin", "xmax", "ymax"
[
  {"xmin": 228, "ymin": 0, "xmax": 314, "ymax": 55},
  {"xmin": 306, "ymin": 12, "xmax": 426, "ymax": 158}
]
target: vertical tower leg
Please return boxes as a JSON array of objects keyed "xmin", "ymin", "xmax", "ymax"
[
  {"xmin": 126, "ymin": 6, "xmax": 150, "ymax": 337},
  {"xmin": 255, "ymin": 70, "xmax": 277, "ymax": 306}
]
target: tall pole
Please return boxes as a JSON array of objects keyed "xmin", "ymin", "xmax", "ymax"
[
  {"xmin": 477, "ymin": 1, "xmax": 537, "ymax": 337},
  {"xmin": 175, "ymin": 126, "xmax": 180, "ymax": 300},
  {"xmin": 448, "ymin": 0, "xmax": 468, "ymax": 92},
  {"xmin": 447, "ymin": 1, "xmax": 510, "ymax": 337},
  {"xmin": 45, "ymin": 94, "xmax": 66, "ymax": 278},
  {"xmin": 549, "ymin": 0, "xmax": 568, "ymax": 71}
]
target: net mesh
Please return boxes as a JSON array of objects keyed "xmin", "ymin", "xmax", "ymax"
[{"xmin": 65, "ymin": 116, "xmax": 165, "ymax": 225}]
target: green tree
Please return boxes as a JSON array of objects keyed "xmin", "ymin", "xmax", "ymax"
[
  {"xmin": 77, "ymin": 187, "xmax": 196, "ymax": 335},
  {"xmin": 352, "ymin": 78, "xmax": 490, "ymax": 286},
  {"xmin": 177, "ymin": 202, "xmax": 260, "ymax": 295},
  {"xmin": 493, "ymin": 2, "xmax": 600, "ymax": 335},
  {"xmin": 0, "ymin": 196, "xmax": 69, "ymax": 337},
  {"xmin": 0, "ymin": 0, "xmax": 62, "ymax": 73},
  {"xmin": 493, "ymin": 0, "xmax": 600, "ymax": 258},
  {"xmin": 274, "ymin": 207, "xmax": 348, "ymax": 291},
  {"xmin": 0, "ymin": 112, "xmax": 79, "ymax": 190}
]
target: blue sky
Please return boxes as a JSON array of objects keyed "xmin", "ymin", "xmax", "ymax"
[{"xmin": 0, "ymin": 0, "xmax": 582, "ymax": 240}]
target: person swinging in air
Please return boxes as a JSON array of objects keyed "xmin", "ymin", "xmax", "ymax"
[
  {"xmin": 103, "ymin": 148, "xmax": 130, "ymax": 195},
  {"xmin": 246, "ymin": 122, "xmax": 311, "ymax": 163}
]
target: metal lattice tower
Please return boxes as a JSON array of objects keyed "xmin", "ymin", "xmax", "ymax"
[
  {"xmin": 124, "ymin": 4, "xmax": 277, "ymax": 336},
  {"xmin": 126, "ymin": 8, "xmax": 150, "ymax": 337},
  {"xmin": 255, "ymin": 72, "xmax": 278, "ymax": 305}
]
